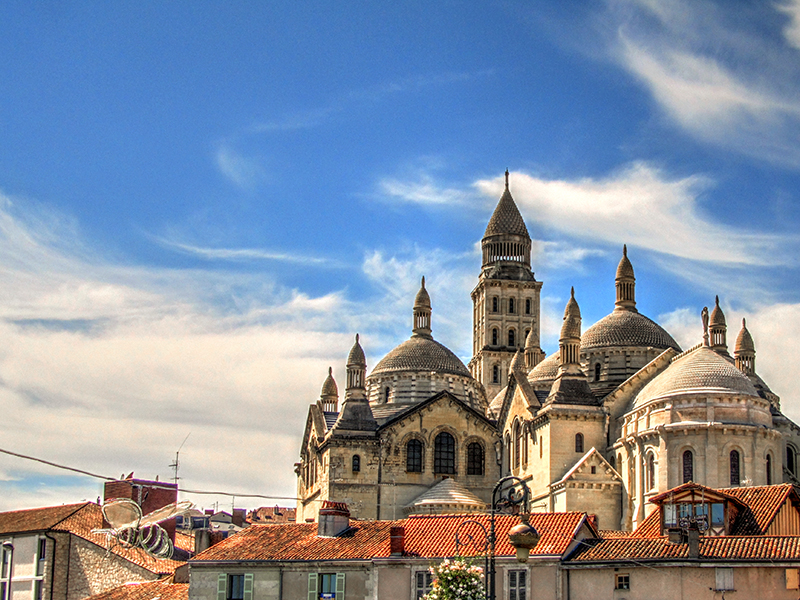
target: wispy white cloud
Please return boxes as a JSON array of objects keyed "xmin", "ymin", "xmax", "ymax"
[
  {"xmin": 378, "ymin": 174, "xmax": 473, "ymax": 206},
  {"xmin": 156, "ymin": 238, "xmax": 335, "ymax": 266},
  {"xmin": 476, "ymin": 164, "xmax": 792, "ymax": 266},
  {"xmin": 216, "ymin": 145, "xmax": 269, "ymax": 189},
  {"xmin": 779, "ymin": 0, "xmax": 800, "ymax": 50},
  {"xmin": 604, "ymin": 0, "xmax": 800, "ymax": 167}
]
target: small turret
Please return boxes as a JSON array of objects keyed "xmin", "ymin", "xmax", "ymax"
[
  {"xmin": 735, "ymin": 318, "xmax": 756, "ymax": 376},
  {"xmin": 615, "ymin": 245, "xmax": 637, "ymax": 312},
  {"xmin": 334, "ymin": 334, "xmax": 378, "ymax": 433},
  {"xmin": 412, "ymin": 277, "xmax": 432, "ymax": 338},
  {"xmin": 320, "ymin": 367, "xmax": 339, "ymax": 412},
  {"xmin": 346, "ymin": 334, "xmax": 366, "ymax": 392},
  {"xmin": 524, "ymin": 320, "xmax": 544, "ymax": 369},
  {"xmin": 559, "ymin": 287, "xmax": 582, "ymax": 372},
  {"xmin": 709, "ymin": 296, "xmax": 728, "ymax": 354}
]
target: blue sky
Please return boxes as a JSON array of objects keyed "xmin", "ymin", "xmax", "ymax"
[{"xmin": 2, "ymin": 0, "xmax": 800, "ymax": 511}]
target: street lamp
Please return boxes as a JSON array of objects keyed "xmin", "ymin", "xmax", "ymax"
[{"xmin": 454, "ymin": 476, "xmax": 540, "ymax": 600}]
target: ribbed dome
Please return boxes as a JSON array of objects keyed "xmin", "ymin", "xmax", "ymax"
[
  {"xmin": 735, "ymin": 318, "xmax": 755, "ymax": 353},
  {"xmin": 632, "ymin": 346, "xmax": 758, "ymax": 408},
  {"xmin": 581, "ymin": 310, "xmax": 680, "ymax": 351},
  {"xmin": 405, "ymin": 478, "xmax": 487, "ymax": 514},
  {"xmin": 370, "ymin": 336, "xmax": 471, "ymax": 377},
  {"xmin": 320, "ymin": 367, "xmax": 338, "ymax": 397},
  {"xmin": 347, "ymin": 334, "xmax": 366, "ymax": 366},
  {"xmin": 616, "ymin": 245, "xmax": 634, "ymax": 279},
  {"xmin": 710, "ymin": 296, "xmax": 726, "ymax": 326},
  {"xmin": 484, "ymin": 185, "xmax": 529, "ymax": 238},
  {"xmin": 527, "ymin": 352, "xmax": 560, "ymax": 382}
]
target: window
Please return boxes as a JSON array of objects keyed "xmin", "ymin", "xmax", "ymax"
[
  {"xmin": 217, "ymin": 574, "xmax": 253, "ymax": 600},
  {"xmin": 715, "ymin": 568, "xmax": 734, "ymax": 591},
  {"xmin": 508, "ymin": 329, "xmax": 515, "ymax": 347},
  {"xmin": 34, "ymin": 580, "xmax": 42, "ymax": 600},
  {"xmin": 575, "ymin": 433, "xmax": 584, "ymax": 453},
  {"xmin": 682, "ymin": 450, "xmax": 694, "ymax": 483},
  {"xmin": 492, "ymin": 328, "xmax": 498, "ymax": 346},
  {"xmin": 352, "ymin": 455, "xmax": 360, "ymax": 473},
  {"xmin": 1, "ymin": 546, "xmax": 9, "ymax": 578},
  {"xmin": 591, "ymin": 466, "xmax": 596, "ymax": 474},
  {"xmin": 467, "ymin": 442, "xmax": 484, "ymax": 475},
  {"xmin": 434, "ymin": 432, "xmax": 456, "ymax": 474},
  {"xmin": 594, "ymin": 363, "xmax": 601, "ymax": 381},
  {"xmin": 767, "ymin": 453, "xmax": 773, "ymax": 485},
  {"xmin": 384, "ymin": 386, "xmax": 390, "ymax": 403},
  {"xmin": 492, "ymin": 297, "xmax": 498, "ymax": 313},
  {"xmin": 36, "ymin": 538, "xmax": 46, "ymax": 576},
  {"xmin": 525, "ymin": 298, "xmax": 531, "ymax": 314},
  {"xmin": 615, "ymin": 573, "xmax": 630, "ymax": 590},
  {"xmin": 647, "ymin": 453, "xmax": 655, "ymax": 490},
  {"xmin": 308, "ymin": 573, "xmax": 345, "ymax": 600},
  {"xmin": 407, "ymin": 440, "xmax": 423, "ymax": 473},
  {"xmin": 509, "ymin": 298, "xmax": 515, "ymax": 314},
  {"xmin": 415, "ymin": 571, "xmax": 433, "ymax": 600},
  {"xmin": 492, "ymin": 365, "xmax": 499, "ymax": 384},
  {"xmin": 509, "ymin": 570, "xmax": 527, "ymax": 600},
  {"xmin": 513, "ymin": 422, "xmax": 521, "ymax": 469},
  {"xmin": 730, "ymin": 450, "xmax": 741, "ymax": 486}
]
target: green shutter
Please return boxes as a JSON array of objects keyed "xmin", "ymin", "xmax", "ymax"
[
  {"xmin": 335, "ymin": 573, "xmax": 345, "ymax": 599},
  {"xmin": 243, "ymin": 574, "xmax": 254, "ymax": 600},
  {"xmin": 217, "ymin": 574, "xmax": 227, "ymax": 600},
  {"xmin": 308, "ymin": 573, "xmax": 318, "ymax": 600}
]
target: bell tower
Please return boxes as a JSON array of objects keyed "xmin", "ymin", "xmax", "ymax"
[{"xmin": 469, "ymin": 170, "xmax": 543, "ymax": 400}]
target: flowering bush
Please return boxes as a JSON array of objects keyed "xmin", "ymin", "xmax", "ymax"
[{"xmin": 423, "ymin": 558, "xmax": 484, "ymax": 600}]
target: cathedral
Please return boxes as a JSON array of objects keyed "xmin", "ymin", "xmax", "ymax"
[{"xmin": 295, "ymin": 171, "xmax": 800, "ymax": 531}]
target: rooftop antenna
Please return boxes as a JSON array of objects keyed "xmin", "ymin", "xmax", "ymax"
[{"xmin": 169, "ymin": 432, "xmax": 191, "ymax": 486}]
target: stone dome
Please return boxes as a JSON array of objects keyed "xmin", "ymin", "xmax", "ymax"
[
  {"xmin": 710, "ymin": 296, "xmax": 726, "ymax": 326},
  {"xmin": 320, "ymin": 367, "xmax": 338, "ymax": 397},
  {"xmin": 632, "ymin": 346, "xmax": 759, "ymax": 409},
  {"xmin": 735, "ymin": 318, "xmax": 755, "ymax": 354},
  {"xmin": 347, "ymin": 334, "xmax": 366, "ymax": 366},
  {"xmin": 370, "ymin": 336, "xmax": 471, "ymax": 377},
  {"xmin": 616, "ymin": 245, "xmax": 634, "ymax": 279},
  {"xmin": 581, "ymin": 310, "xmax": 680, "ymax": 351},
  {"xmin": 527, "ymin": 352, "xmax": 560, "ymax": 383}
]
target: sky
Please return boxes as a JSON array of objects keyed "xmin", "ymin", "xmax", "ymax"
[{"xmin": 2, "ymin": 0, "xmax": 800, "ymax": 512}]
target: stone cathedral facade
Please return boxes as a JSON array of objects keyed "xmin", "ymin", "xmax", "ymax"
[{"xmin": 295, "ymin": 172, "xmax": 800, "ymax": 531}]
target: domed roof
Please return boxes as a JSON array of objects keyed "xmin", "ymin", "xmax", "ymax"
[
  {"xmin": 370, "ymin": 336, "xmax": 471, "ymax": 377},
  {"xmin": 735, "ymin": 318, "xmax": 755, "ymax": 354},
  {"xmin": 347, "ymin": 334, "xmax": 366, "ymax": 366},
  {"xmin": 616, "ymin": 245, "xmax": 634, "ymax": 279},
  {"xmin": 488, "ymin": 386, "xmax": 507, "ymax": 416},
  {"xmin": 527, "ymin": 352, "xmax": 560, "ymax": 383},
  {"xmin": 404, "ymin": 478, "xmax": 487, "ymax": 514},
  {"xmin": 581, "ymin": 310, "xmax": 681, "ymax": 351},
  {"xmin": 484, "ymin": 173, "xmax": 529, "ymax": 238},
  {"xmin": 320, "ymin": 367, "xmax": 338, "ymax": 397},
  {"xmin": 414, "ymin": 276, "xmax": 431, "ymax": 308},
  {"xmin": 632, "ymin": 346, "xmax": 759, "ymax": 408},
  {"xmin": 710, "ymin": 296, "xmax": 726, "ymax": 326}
]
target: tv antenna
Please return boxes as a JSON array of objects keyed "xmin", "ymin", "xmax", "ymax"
[{"xmin": 169, "ymin": 433, "xmax": 191, "ymax": 486}]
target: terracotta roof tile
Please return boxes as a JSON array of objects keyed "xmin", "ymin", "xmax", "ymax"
[
  {"xmin": 0, "ymin": 503, "xmax": 89, "ymax": 535},
  {"xmin": 84, "ymin": 580, "xmax": 188, "ymax": 600},
  {"xmin": 192, "ymin": 512, "xmax": 590, "ymax": 563},
  {"xmin": 569, "ymin": 535, "xmax": 800, "ymax": 562}
]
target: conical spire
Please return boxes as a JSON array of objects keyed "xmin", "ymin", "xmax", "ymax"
[
  {"xmin": 481, "ymin": 171, "xmax": 532, "ymax": 272},
  {"xmin": 320, "ymin": 366, "xmax": 339, "ymax": 412},
  {"xmin": 709, "ymin": 296, "xmax": 728, "ymax": 353},
  {"xmin": 346, "ymin": 334, "xmax": 366, "ymax": 390},
  {"xmin": 484, "ymin": 171, "xmax": 529, "ymax": 238},
  {"xmin": 412, "ymin": 276, "xmax": 432, "ymax": 338},
  {"xmin": 334, "ymin": 334, "xmax": 378, "ymax": 433},
  {"xmin": 615, "ymin": 244, "xmax": 637, "ymax": 312},
  {"xmin": 735, "ymin": 318, "xmax": 756, "ymax": 375},
  {"xmin": 510, "ymin": 348, "xmax": 526, "ymax": 374},
  {"xmin": 524, "ymin": 320, "xmax": 544, "ymax": 369},
  {"xmin": 559, "ymin": 288, "xmax": 582, "ymax": 370}
]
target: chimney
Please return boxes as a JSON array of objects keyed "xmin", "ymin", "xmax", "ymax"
[
  {"xmin": 232, "ymin": 508, "xmax": 246, "ymax": 528},
  {"xmin": 687, "ymin": 528, "xmax": 700, "ymax": 559},
  {"xmin": 390, "ymin": 526, "xmax": 405, "ymax": 556},
  {"xmin": 103, "ymin": 477, "xmax": 178, "ymax": 543},
  {"xmin": 317, "ymin": 501, "xmax": 350, "ymax": 537}
]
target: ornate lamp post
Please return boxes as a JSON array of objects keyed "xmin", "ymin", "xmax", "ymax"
[{"xmin": 454, "ymin": 476, "xmax": 540, "ymax": 600}]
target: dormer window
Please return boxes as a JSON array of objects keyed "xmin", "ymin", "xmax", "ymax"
[{"xmin": 663, "ymin": 501, "xmax": 725, "ymax": 535}]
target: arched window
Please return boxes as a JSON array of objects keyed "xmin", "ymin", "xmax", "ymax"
[
  {"xmin": 508, "ymin": 329, "xmax": 515, "ymax": 348},
  {"xmin": 505, "ymin": 434, "xmax": 512, "ymax": 472},
  {"xmin": 594, "ymin": 363, "xmax": 601, "ymax": 381},
  {"xmin": 492, "ymin": 365, "xmax": 499, "ymax": 384},
  {"xmin": 788, "ymin": 445, "xmax": 797, "ymax": 477},
  {"xmin": 492, "ymin": 328, "xmax": 498, "ymax": 346},
  {"xmin": 513, "ymin": 421, "xmax": 521, "ymax": 469},
  {"xmin": 575, "ymin": 433, "xmax": 584, "ymax": 453},
  {"xmin": 492, "ymin": 297, "xmax": 498, "ymax": 313},
  {"xmin": 523, "ymin": 428, "xmax": 529, "ymax": 466},
  {"xmin": 683, "ymin": 450, "xmax": 694, "ymax": 483},
  {"xmin": 525, "ymin": 298, "xmax": 531, "ymax": 314},
  {"xmin": 406, "ymin": 440, "xmax": 423, "ymax": 472},
  {"xmin": 434, "ymin": 432, "xmax": 456, "ymax": 474},
  {"xmin": 767, "ymin": 453, "xmax": 773, "ymax": 485},
  {"xmin": 647, "ymin": 453, "xmax": 655, "ymax": 490},
  {"xmin": 352, "ymin": 454, "xmax": 360, "ymax": 473},
  {"xmin": 509, "ymin": 298, "xmax": 515, "ymax": 314},
  {"xmin": 467, "ymin": 442, "xmax": 484, "ymax": 475},
  {"xmin": 730, "ymin": 450, "xmax": 741, "ymax": 486},
  {"xmin": 384, "ymin": 386, "xmax": 391, "ymax": 403}
]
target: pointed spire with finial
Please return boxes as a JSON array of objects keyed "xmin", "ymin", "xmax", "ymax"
[
  {"xmin": 481, "ymin": 170, "xmax": 531, "ymax": 272},
  {"xmin": 735, "ymin": 318, "xmax": 756, "ymax": 375},
  {"xmin": 346, "ymin": 334, "xmax": 366, "ymax": 391},
  {"xmin": 334, "ymin": 334, "xmax": 378, "ymax": 433},
  {"xmin": 412, "ymin": 276, "xmax": 432, "ymax": 338},
  {"xmin": 524, "ymin": 319, "xmax": 544, "ymax": 369},
  {"xmin": 559, "ymin": 287, "xmax": 582, "ymax": 370},
  {"xmin": 709, "ymin": 295, "xmax": 728, "ymax": 353},
  {"xmin": 320, "ymin": 366, "xmax": 339, "ymax": 411},
  {"xmin": 615, "ymin": 244, "xmax": 637, "ymax": 312}
]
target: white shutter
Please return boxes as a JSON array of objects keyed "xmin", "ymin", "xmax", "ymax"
[
  {"xmin": 217, "ymin": 574, "xmax": 227, "ymax": 600},
  {"xmin": 335, "ymin": 573, "xmax": 345, "ymax": 599},
  {"xmin": 242, "ymin": 574, "xmax": 254, "ymax": 600},
  {"xmin": 308, "ymin": 573, "xmax": 318, "ymax": 600}
]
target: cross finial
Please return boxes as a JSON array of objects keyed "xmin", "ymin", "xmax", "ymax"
[{"xmin": 505, "ymin": 169, "xmax": 509, "ymax": 189}]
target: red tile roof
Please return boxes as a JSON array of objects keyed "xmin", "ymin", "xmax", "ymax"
[
  {"xmin": 569, "ymin": 535, "xmax": 800, "ymax": 562},
  {"xmin": 192, "ymin": 512, "xmax": 592, "ymax": 563},
  {"xmin": 0, "ymin": 502, "xmax": 183, "ymax": 575},
  {"xmin": 84, "ymin": 580, "xmax": 188, "ymax": 600}
]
